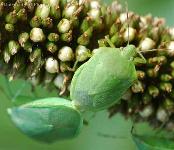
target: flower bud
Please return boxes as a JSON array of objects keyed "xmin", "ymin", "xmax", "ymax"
[
  {"xmin": 47, "ymin": 33, "xmax": 59, "ymax": 42},
  {"xmin": 43, "ymin": 0, "xmax": 59, "ymax": 6},
  {"xmin": 160, "ymin": 74, "xmax": 172, "ymax": 82},
  {"xmin": 119, "ymin": 12, "xmax": 133, "ymax": 24},
  {"xmin": 46, "ymin": 42, "xmax": 58, "ymax": 53},
  {"xmin": 8, "ymin": 40, "xmax": 20, "ymax": 55},
  {"xmin": 167, "ymin": 41, "xmax": 174, "ymax": 56},
  {"xmin": 60, "ymin": 30, "xmax": 73, "ymax": 42},
  {"xmin": 139, "ymin": 37, "xmax": 155, "ymax": 51},
  {"xmin": 90, "ymin": 1, "xmax": 101, "ymax": 9},
  {"xmin": 163, "ymin": 98, "xmax": 174, "ymax": 112},
  {"xmin": 148, "ymin": 85, "xmax": 159, "ymax": 98},
  {"xmin": 169, "ymin": 28, "xmax": 174, "ymax": 40},
  {"xmin": 54, "ymin": 73, "xmax": 64, "ymax": 89},
  {"xmin": 45, "ymin": 57, "xmax": 59, "ymax": 73},
  {"xmin": 75, "ymin": 45, "xmax": 90, "ymax": 62},
  {"xmin": 30, "ymin": 16, "xmax": 41, "ymax": 27},
  {"xmin": 3, "ymin": 47, "xmax": 11, "ymax": 63},
  {"xmin": 42, "ymin": 17, "xmax": 53, "ymax": 28},
  {"xmin": 139, "ymin": 105, "xmax": 153, "ymax": 118},
  {"xmin": 77, "ymin": 27, "xmax": 93, "ymax": 45},
  {"xmin": 147, "ymin": 68, "xmax": 158, "ymax": 77},
  {"xmin": 160, "ymin": 82, "xmax": 172, "ymax": 93},
  {"xmin": 18, "ymin": 32, "xmax": 29, "ymax": 47},
  {"xmin": 156, "ymin": 107, "xmax": 168, "ymax": 122},
  {"xmin": 123, "ymin": 27, "xmax": 136, "ymax": 42},
  {"xmin": 17, "ymin": 8, "xmax": 27, "ymax": 21},
  {"xmin": 35, "ymin": 4, "xmax": 50, "ymax": 19},
  {"xmin": 29, "ymin": 48, "xmax": 41, "ymax": 62},
  {"xmin": 88, "ymin": 9, "xmax": 100, "ymax": 20},
  {"xmin": 60, "ymin": 61, "xmax": 71, "ymax": 72},
  {"xmin": 131, "ymin": 80, "xmax": 144, "ymax": 93},
  {"xmin": 6, "ymin": 11, "xmax": 17, "ymax": 24},
  {"xmin": 30, "ymin": 27, "xmax": 45, "ymax": 42},
  {"xmin": 5, "ymin": 24, "xmax": 14, "ymax": 32},
  {"xmin": 58, "ymin": 46, "xmax": 74, "ymax": 61},
  {"xmin": 23, "ymin": 42, "xmax": 33, "ymax": 53},
  {"xmin": 57, "ymin": 19, "xmax": 71, "ymax": 33},
  {"xmin": 136, "ymin": 70, "xmax": 145, "ymax": 79},
  {"xmin": 63, "ymin": 1, "xmax": 78, "ymax": 18}
]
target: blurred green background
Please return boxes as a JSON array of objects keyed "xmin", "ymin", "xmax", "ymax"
[{"xmin": 1, "ymin": 0, "xmax": 174, "ymax": 150}]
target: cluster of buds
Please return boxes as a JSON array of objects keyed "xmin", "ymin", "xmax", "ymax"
[
  {"xmin": 1, "ymin": 0, "xmax": 174, "ymax": 130},
  {"xmin": 0, "ymin": 0, "xmax": 121, "ymax": 93}
]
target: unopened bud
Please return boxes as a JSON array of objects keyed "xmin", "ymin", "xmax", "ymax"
[
  {"xmin": 45, "ymin": 57, "xmax": 59, "ymax": 73},
  {"xmin": 30, "ymin": 28, "xmax": 45, "ymax": 42},
  {"xmin": 58, "ymin": 46, "xmax": 74, "ymax": 61}
]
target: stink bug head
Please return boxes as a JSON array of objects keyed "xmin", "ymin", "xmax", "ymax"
[
  {"xmin": 122, "ymin": 44, "xmax": 147, "ymax": 64},
  {"xmin": 121, "ymin": 44, "xmax": 137, "ymax": 60}
]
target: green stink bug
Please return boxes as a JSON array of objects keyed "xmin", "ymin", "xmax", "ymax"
[
  {"xmin": 70, "ymin": 44, "xmax": 138, "ymax": 111},
  {"xmin": 8, "ymin": 97, "xmax": 83, "ymax": 143}
]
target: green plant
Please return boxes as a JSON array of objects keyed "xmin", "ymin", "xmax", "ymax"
[{"xmin": 1, "ymin": 0, "xmax": 174, "ymax": 147}]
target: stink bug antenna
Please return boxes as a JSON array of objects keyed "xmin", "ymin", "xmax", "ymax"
[
  {"xmin": 140, "ymin": 48, "xmax": 173, "ymax": 52},
  {"xmin": 125, "ymin": 2, "xmax": 130, "ymax": 46},
  {"xmin": 136, "ymin": 47, "xmax": 173, "ymax": 64}
]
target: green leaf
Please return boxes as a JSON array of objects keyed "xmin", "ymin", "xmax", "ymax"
[
  {"xmin": 132, "ymin": 134, "xmax": 174, "ymax": 150},
  {"xmin": 8, "ymin": 97, "xmax": 83, "ymax": 143}
]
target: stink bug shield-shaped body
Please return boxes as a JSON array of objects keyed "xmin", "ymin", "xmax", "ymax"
[
  {"xmin": 70, "ymin": 45, "xmax": 137, "ymax": 111},
  {"xmin": 8, "ymin": 97, "xmax": 83, "ymax": 143}
]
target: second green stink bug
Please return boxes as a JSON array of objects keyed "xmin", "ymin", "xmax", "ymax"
[
  {"xmin": 70, "ymin": 43, "xmax": 140, "ymax": 111},
  {"xmin": 8, "ymin": 97, "xmax": 83, "ymax": 143}
]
